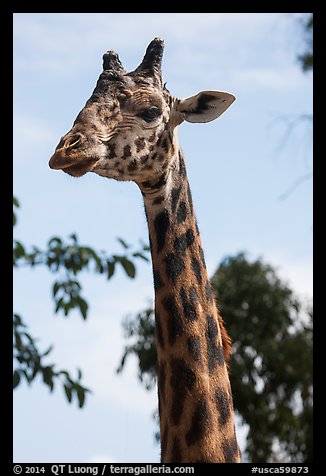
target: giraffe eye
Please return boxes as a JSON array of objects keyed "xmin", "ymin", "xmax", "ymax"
[{"xmin": 139, "ymin": 106, "xmax": 161, "ymax": 122}]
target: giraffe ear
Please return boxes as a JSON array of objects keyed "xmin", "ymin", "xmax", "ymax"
[{"xmin": 177, "ymin": 90, "xmax": 236, "ymax": 123}]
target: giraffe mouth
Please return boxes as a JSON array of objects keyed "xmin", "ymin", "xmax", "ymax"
[
  {"xmin": 63, "ymin": 159, "xmax": 99, "ymax": 177},
  {"xmin": 49, "ymin": 151, "xmax": 99, "ymax": 177}
]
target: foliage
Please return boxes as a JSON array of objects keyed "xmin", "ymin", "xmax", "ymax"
[
  {"xmin": 118, "ymin": 253, "xmax": 313, "ymax": 463},
  {"xmin": 297, "ymin": 13, "xmax": 313, "ymax": 72},
  {"xmin": 211, "ymin": 253, "xmax": 312, "ymax": 463},
  {"xmin": 117, "ymin": 308, "xmax": 156, "ymax": 390},
  {"xmin": 13, "ymin": 196, "xmax": 149, "ymax": 407},
  {"xmin": 13, "ymin": 313, "xmax": 89, "ymax": 408}
]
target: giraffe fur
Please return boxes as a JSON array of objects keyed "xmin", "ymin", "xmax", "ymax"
[{"xmin": 49, "ymin": 38, "xmax": 240, "ymax": 463}]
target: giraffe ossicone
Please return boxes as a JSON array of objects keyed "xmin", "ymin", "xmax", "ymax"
[{"xmin": 49, "ymin": 38, "xmax": 240, "ymax": 463}]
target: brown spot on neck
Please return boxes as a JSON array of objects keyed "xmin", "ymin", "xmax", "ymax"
[{"xmin": 143, "ymin": 150, "xmax": 239, "ymax": 463}]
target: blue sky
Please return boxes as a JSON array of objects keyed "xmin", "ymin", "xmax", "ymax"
[{"xmin": 13, "ymin": 13, "xmax": 312, "ymax": 463}]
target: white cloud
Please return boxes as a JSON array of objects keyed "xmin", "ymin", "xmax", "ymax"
[
  {"xmin": 87, "ymin": 454, "xmax": 118, "ymax": 463},
  {"xmin": 14, "ymin": 13, "xmax": 281, "ymax": 49},
  {"xmin": 13, "ymin": 13, "xmax": 287, "ymax": 77},
  {"xmin": 13, "ymin": 13, "xmax": 309, "ymax": 102},
  {"xmin": 231, "ymin": 65, "xmax": 307, "ymax": 92},
  {"xmin": 206, "ymin": 251, "xmax": 312, "ymax": 301},
  {"xmin": 232, "ymin": 249, "xmax": 313, "ymax": 301},
  {"xmin": 13, "ymin": 115, "xmax": 50, "ymax": 158},
  {"xmin": 273, "ymin": 257, "xmax": 313, "ymax": 300},
  {"xmin": 13, "ymin": 114, "xmax": 58, "ymax": 166},
  {"xmin": 81, "ymin": 308, "xmax": 157, "ymax": 415},
  {"xmin": 14, "ymin": 114, "xmax": 54, "ymax": 142}
]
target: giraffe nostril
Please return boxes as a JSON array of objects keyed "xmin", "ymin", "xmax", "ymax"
[{"xmin": 64, "ymin": 133, "xmax": 83, "ymax": 150}]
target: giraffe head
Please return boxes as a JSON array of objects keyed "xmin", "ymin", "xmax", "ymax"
[{"xmin": 49, "ymin": 38, "xmax": 235, "ymax": 188}]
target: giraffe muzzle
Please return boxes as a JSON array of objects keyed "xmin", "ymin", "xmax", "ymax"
[{"xmin": 49, "ymin": 132, "xmax": 99, "ymax": 176}]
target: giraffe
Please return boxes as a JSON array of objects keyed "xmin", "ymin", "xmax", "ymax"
[{"xmin": 49, "ymin": 38, "xmax": 240, "ymax": 463}]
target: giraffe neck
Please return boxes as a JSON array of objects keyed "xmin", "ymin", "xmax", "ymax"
[{"xmin": 142, "ymin": 149, "xmax": 240, "ymax": 463}]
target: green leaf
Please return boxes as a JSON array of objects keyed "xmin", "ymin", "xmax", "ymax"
[
  {"xmin": 117, "ymin": 237, "xmax": 130, "ymax": 249},
  {"xmin": 77, "ymin": 297, "xmax": 88, "ymax": 320},
  {"xmin": 55, "ymin": 297, "xmax": 64, "ymax": 313},
  {"xmin": 42, "ymin": 345, "xmax": 54, "ymax": 357},
  {"xmin": 48, "ymin": 236, "xmax": 63, "ymax": 247},
  {"xmin": 52, "ymin": 282, "xmax": 61, "ymax": 298},
  {"xmin": 132, "ymin": 252, "xmax": 150, "ymax": 262},
  {"xmin": 22, "ymin": 332, "xmax": 34, "ymax": 343},
  {"xmin": 13, "ymin": 314, "xmax": 25, "ymax": 328},
  {"xmin": 83, "ymin": 247, "xmax": 104, "ymax": 272},
  {"xmin": 77, "ymin": 368, "xmax": 82, "ymax": 380},
  {"xmin": 31, "ymin": 361, "xmax": 41, "ymax": 380},
  {"xmin": 64, "ymin": 384, "xmax": 72, "ymax": 403},
  {"xmin": 13, "ymin": 370, "xmax": 21, "ymax": 389},
  {"xmin": 97, "ymin": 262, "xmax": 104, "ymax": 273},
  {"xmin": 76, "ymin": 385, "xmax": 86, "ymax": 408},
  {"xmin": 107, "ymin": 260, "xmax": 115, "ymax": 279},
  {"xmin": 58, "ymin": 370, "xmax": 70, "ymax": 378},
  {"xmin": 63, "ymin": 302, "xmax": 70, "ymax": 316},
  {"xmin": 13, "ymin": 240, "xmax": 26, "ymax": 259},
  {"xmin": 14, "ymin": 332, "xmax": 22, "ymax": 350},
  {"xmin": 69, "ymin": 233, "xmax": 78, "ymax": 243},
  {"xmin": 21, "ymin": 369, "xmax": 32, "ymax": 384},
  {"xmin": 119, "ymin": 257, "xmax": 136, "ymax": 278},
  {"xmin": 42, "ymin": 366, "xmax": 54, "ymax": 389},
  {"xmin": 13, "ymin": 196, "xmax": 20, "ymax": 224}
]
